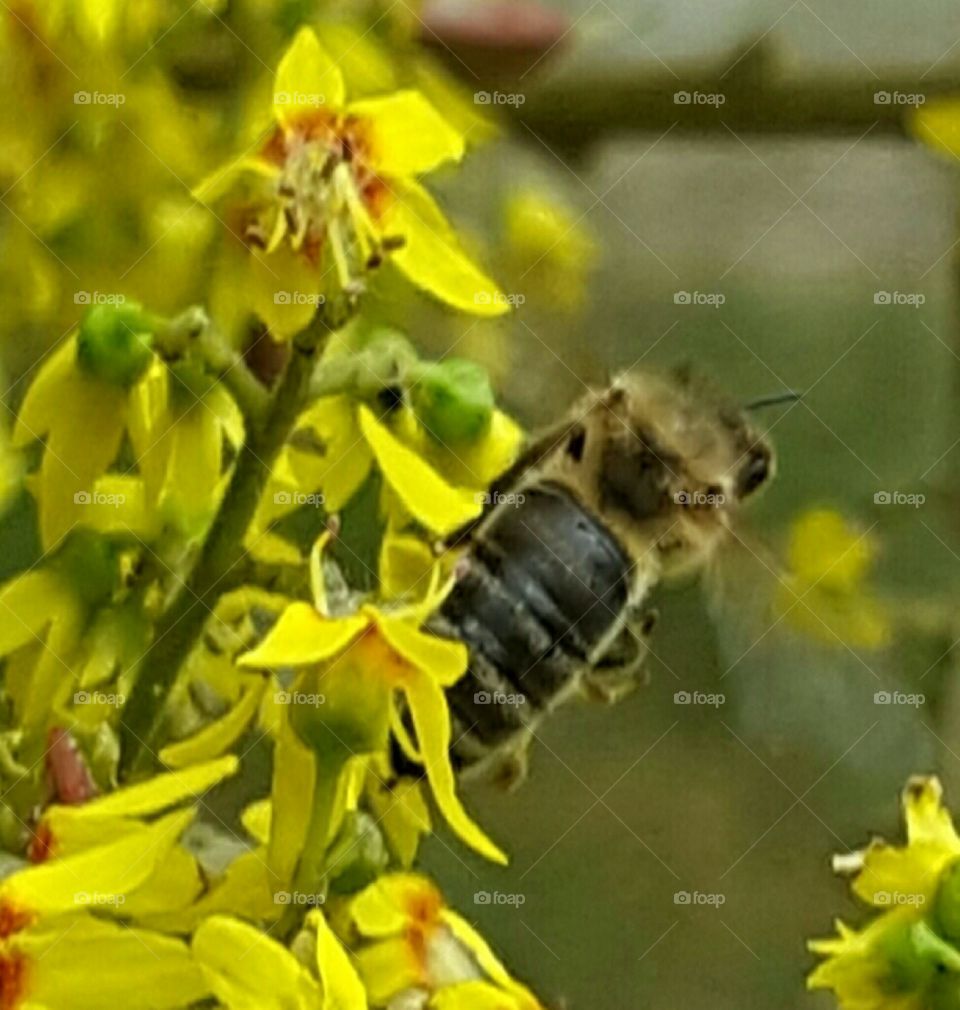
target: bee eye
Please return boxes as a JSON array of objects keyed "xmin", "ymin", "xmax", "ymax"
[{"xmin": 738, "ymin": 448, "xmax": 770, "ymax": 497}]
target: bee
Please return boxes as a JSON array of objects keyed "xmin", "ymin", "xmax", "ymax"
[{"xmin": 421, "ymin": 369, "xmax": 784, "ymax": 787}]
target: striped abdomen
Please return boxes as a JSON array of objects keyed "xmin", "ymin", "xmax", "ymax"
[{"xmin": 429, "ymin": 482, "xmax": 632, "ymax": 769}]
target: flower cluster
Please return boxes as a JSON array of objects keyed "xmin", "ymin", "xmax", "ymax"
[
  {"xmin": 0, "ymin": 9, "xmax": 545, "ymax": 1010},
  {"xmin": 810, "ymin": 777, "xmax": 960, "ymax": 1009}
]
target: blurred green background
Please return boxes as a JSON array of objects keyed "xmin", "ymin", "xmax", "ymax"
[{"xmin": 5, "ymin": 0, "xmax": 960, "ymax": 1007}]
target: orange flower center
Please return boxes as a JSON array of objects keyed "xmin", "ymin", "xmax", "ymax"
[
  {"xmin": 26, "ymin": 823, "xmax": 54, "ymax": 864},
  {"xmin": 0, "ymin": 904, "xmax": 33, "ymax": 941},
  {"xmin": 254, "ymin": 114, "xmax": 398, "ymax": 286},
  {"xmin": 0, "ymin": 950, "xmax": 28, "ymax": 1010}
]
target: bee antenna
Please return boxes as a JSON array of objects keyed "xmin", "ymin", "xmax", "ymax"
[{"xmin": 744, "ymin": 390, "xmax": 803, "ymax": 411}]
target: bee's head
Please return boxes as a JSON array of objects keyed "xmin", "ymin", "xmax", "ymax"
[{"xmin": 593, "ymin": 370, "xmax": 779, "ymax": 522}]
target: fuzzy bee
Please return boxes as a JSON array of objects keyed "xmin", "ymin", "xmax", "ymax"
[{"xmin": 420, "ymin": 369, "xmax": 782, "ymax": 787}]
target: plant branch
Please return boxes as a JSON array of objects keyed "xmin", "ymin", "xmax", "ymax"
[{"xmin": 119, "ymin": 311, "xmax": 340, "ymax": 778}]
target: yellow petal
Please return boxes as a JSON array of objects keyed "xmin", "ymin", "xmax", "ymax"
[
  {"xmin": 349, "ymin": 91, "xmax": 464, "ymax": 176},
  {"xmin": 379, "ymin": 534, "xmax": 436, "ymax": 602},
  {"xmin": 428, "ymin": 409, "xmax": 524, "ymax": 489},
  {"xmin": 354, "ymin": 936, "xmax": 422, "ymax": 1004},
  {"xmin": 36, "ymin": 374, "xmax": 128, "ymax": 548},
  {"xmin": 0, "ymin": 569, "xmax": 72, "ymax": 658},
  {"xmin": 160, "ymin": 683, "xmax": 264, "ymax": 768},
  {"xmin": 358, "ymin": 405, "xmax": 481, "ymax": 536},
  {"xmin": 377, "ymin": 614, "xmax": 468, "ymax": 687},
  {"xmin": 852, "ymin": 839, "xmax": 950, "ymax": 906},
  {"xmin": 192, "ymin": 153, "xmax": 278, "ymax": 203},
  {"xmin": 193, "ymin": 915, "xmax": 321, "ymax": 1010},
  {"xmin": 351, "ymin": 873, "xmax": 439, "ymax": 937},
  {"xmin": 241, "ymin": 798, "xmax": 272, "ymax": 847},
  {"xmin": 431, "ymin": 981, "xmax": 525, "ymax": 1010},
  {"xmin": 274, "ymin": 26, "xmax": 346, "ymax": 125},
  {"xmin": 367, "ymin": 774, "xmax": 432, "ymax": 868},
  {"xmin": 442, "ymin": 910, "xmax": 540, "ymax": 1009},
  {"xmin": 12, "ymin": 336, "xmax": 76, "ymax": 446},
  {"xmin": 7, "ymin": 809, "xmax": 193, "ymax": 914},
  {"xmin": 904, "ymin": 776, "xmax": 960, "ymax": 848},
  {"xmin": 308, "ymin": 908, "xmax": 369, "ymax": 1010},
  {"xmin": 143, "ymin": 849, "xmax": 281, "ymax": 933},
  {"xmin": 239, "ymin": 604, "xmax": 369, "ymax": 668},
  {"xmin": 402, "ymin": 672, "xmax": 506, "ymax": 864},
  {"xmin": 285, "ymin": 396, "xmax": 373, "ymax": 512},
  {"xmin": 381, "ymin": 179, "xmax": 509, "ymax": 317},
  {"xmin": 18, "ymin": 916, "xmax": 209, "ymax": 1010},
  {"xmin": 118, "ymin": 843, "xmax": 204, "ymax": 918},
  {"xmin": 268, "ymin": 704, "xmax": 316, "ymax": 886},
  {"xmin": 58, "ymin": 755, "xmax": 239, "ymax": 819},
  {"xmin": 247, "ymin": 243, "xmax": 323, "ymax": 341}
]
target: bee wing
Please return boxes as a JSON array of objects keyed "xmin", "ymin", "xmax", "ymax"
[{"xmin": 701, "ymin": 528, "xmax": 932, "ymax": 778}]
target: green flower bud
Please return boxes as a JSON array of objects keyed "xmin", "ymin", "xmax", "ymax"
[
  {"xmin": 410, "ymin": 358, "xmax": 494, "ymax": 444},
  {"xmin": 76, "ymin": 303, "xmax": 155, "ymax": 387}
]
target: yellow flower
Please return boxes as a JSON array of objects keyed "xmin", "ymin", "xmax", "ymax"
[
  {"xmin": 239, "ymin": 542, "xmax": 505, "ymax": 865},
  {"xmin": 0, "ymin": 534, "xmax": 126, "ymax": 735},
  {"xmin": 195, "ymin": 26, "xmax": 508, "ymax": 339},
  {"xmin": 251, "ymin": 395, "xmax": 521, "ymax": 564},
  {"xmin": 125, "ymin": 358, "xmax": 245, "ymax": 542},
  {"xmin": 346, "ymin": 874, "xmax": 541, "ymax": 1009},
  {"xmin": 912, "ymin": 99, "xmax": 960, "ymax": 160},
  {"xmin": 13, "ymin": 326, "xmax": 148, "ymax": 550},
  {"xmin": 777, "ymin": 508, "xmax": 889, "ymax": 649},
  {"xmin": 193, "ymin": 908, "xmax": 367, "ymax": 1010},
  {"xmin": 0, "ymin": 810, "xmax": 210, "ymax": 1009},
  {"xmin": 809, "ymin": 777, "xmax": 960, "ymax": 1008},
  {"xmin": 503, "ymin": 189, "xmax": 597, "ymax": 312},
  {"xmin": 28, "ymin": 757, "xmax": 240, "ymax": 923},
  {"xmin": 850, "ymin": 778, "xmax": 960, "ymax": 909}
]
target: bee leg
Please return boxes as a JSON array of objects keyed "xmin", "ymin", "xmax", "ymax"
[
  {"xmin": 581, "ymin": 609, "xmax": 657, "ymax": 704},
  {"xmin": 491, "ymin": 739, "xmax": 531, "ymax": 792},
  {"xmin": 471, "ymin": 731, "xmax": 533, "ymax": 792}
]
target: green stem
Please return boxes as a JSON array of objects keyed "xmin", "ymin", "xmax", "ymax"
[{"xmin": 119, "ymin": 317, "xmax": 331, "ymax": 778}]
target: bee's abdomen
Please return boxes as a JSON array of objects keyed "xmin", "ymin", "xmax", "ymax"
[{"xmin": 430, "ymin": 482, "xmax": 632, "ymax": 765}]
